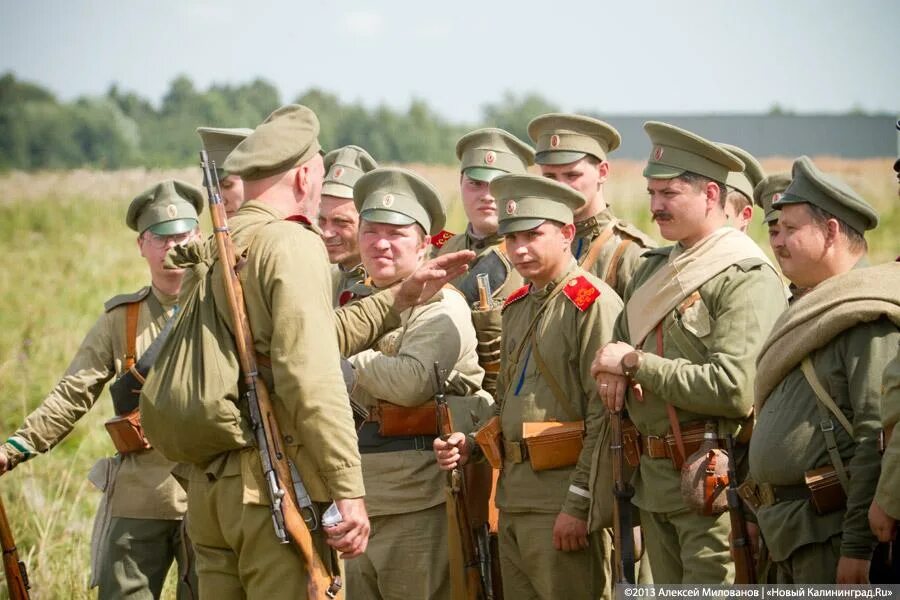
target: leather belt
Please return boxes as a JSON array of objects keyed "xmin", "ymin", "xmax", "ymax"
[
  {"xmin": 356, "ymin": 422, "xmax": 434, "ymax": 454},
  {"xmin": 640, "ymin": 421, "xmax": 724, "ymax": 469}
]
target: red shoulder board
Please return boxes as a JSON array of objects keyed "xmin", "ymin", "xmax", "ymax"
[
  {"xmin": 285, "ymin": 214, "xmax": 312, "ymax": 225},
  {"xmin": 430, "ymin": 230, "xmax": 454, "ymax": 249},
  {"xmin": 502, "ymin": 285, "xmax": 530, "ymax": 312},
  {"xmin": 562, "ymin": 275, "xmax": 600, "ymax": 312}
]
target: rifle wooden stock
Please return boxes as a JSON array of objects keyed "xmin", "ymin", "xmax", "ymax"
[
  {"xmin": 725, "ymin": 435, "xmax": 756, "ymax": 584},
  {"xmin": 611, "ymin": 411, "xmax": 636, "ymax": 584},
  {"xmin": 0, "ymin": 495, "xmax": 30, "ymax": 600},
  {"xmin": 435, "ymin": 364, "xmax": 488, "ymax": 600},
  {"xmin": 200, "ymin": 152, "xmax": 338, "ymax": 599}
]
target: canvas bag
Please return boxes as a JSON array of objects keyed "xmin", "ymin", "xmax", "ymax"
[{"xmin": 140, "ymin": 239, "xmax": 254, "ymax": 465}]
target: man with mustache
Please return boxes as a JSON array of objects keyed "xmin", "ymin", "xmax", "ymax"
[
  {"xmin": 748, "ymin": 156, "xmax": 898, "ymax": 584},
  {"xmin": 528, "ymin": 113, "xmax": 656, "ymax": 300},
  {"xmin": 435, "ymin": 174, "xmax": 623, "ymax": 600},
  {"xmin": 317, "ymin": 145, "xmax": 378, "ymax": 307},
  {"xmin": 591, "ymin": 122, "xmax": 786, "ymax": 583}
]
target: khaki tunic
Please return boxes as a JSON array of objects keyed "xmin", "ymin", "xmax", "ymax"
[
  {"xmin": 614, "ymin": 244, "xmax": 785, "ymax": 583},
  {"xmin": 572, "ymin": 208, "xmax": 656, "ymax": 300},
  {"xmin": 494, "ymin": 262, "xmax": 621, "ymax": 521},
  {"xmin": 877, "ymin": 352, "xmax": 900, "ymax": 519},
  {"xmin": 435, "ymin": 229, "xmax": 523, "ymax": 304},
  {"xmin": 750, "ymin": 319, "xmax": 898, "ymax": 563},
  {"xmin": 349, "ymin": 287, "xmax": 490, "ymax": 516},
  {"xmin": 2, "ymin": 286, "xmax": 186, "ymax": 520},
  {"xmin": 192, "ymin": 201, "xmax": 405, "ymax": 502}
]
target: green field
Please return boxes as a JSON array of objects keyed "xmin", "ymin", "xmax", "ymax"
[{"xmin": 0, "ymin": 160, "xmax": 896, "ymax": 598}]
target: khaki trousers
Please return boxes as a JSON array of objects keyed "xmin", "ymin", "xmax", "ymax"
[
  {"xmin": 344, "ymin": 503, "xmax": 449, "ymax": 600},
  {"xmin": 771, "ymin": 535, "xmax": 841, "ymax": 584},
  {"xmin": 640, "ymin": 507, "xmax": 734, "ymax": 584},
  {"xmin": 498, "ymin": 511, "xmax": 609, "ymax": 600},
  {"xmin": 98, "ymin": 517, "xmax": 196, "ymax": 600},
  {"xmin": 186, "ymin": 472, "xmax": 336, "ymax": 600}
]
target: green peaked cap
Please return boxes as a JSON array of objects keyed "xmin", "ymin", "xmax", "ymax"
[
  {"xmin": 224, "ymin": 104, "xmax": 322, "ymax": 181},
  {"xmin": 491, "ymin": 173, "xmax": 586, "ymax": 235},
  {"xmin": 773, "ymin": 156, "xmax": 878, "ymax": 233},
  {"xmin": 353, "ymin": 167, "xmax": 446, "ymax": 236},
  {"xmin": 718, "ymin": 143, "xmax": 765, "ymax": 202},
  {"xmin": 753, "ymin": 173, "xmax": 792, "ymax": 224},
  {"xmin": 528, "ymin": 113, "xmax": 621, "ymax": 165},
  {"xmin": 643, "ymin": 121, "xmax": 744, "ymax": 183},
  {"xmin": 196, "ymin": 126, "xmax": 254, "ymax": 177},
  {"xmin": 127, "ymin": 179, "xmax": 204, "ymax": 235},
  {"xmin": 323, "ymin": 145, "xmax": 378, "ymax": 199},
  {"xmin": 455, "ymin": 127, "xmax": 535, "ymax": 182}
]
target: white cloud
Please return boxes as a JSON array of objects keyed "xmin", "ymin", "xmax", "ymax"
[{"xmin": 342, "ymin": 10, "xmax": 385, "ymax": 38}]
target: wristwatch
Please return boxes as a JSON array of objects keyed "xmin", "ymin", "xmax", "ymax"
[{"xmin": 620, "ymin": 350, "xmax": 644, "ymax": 378}]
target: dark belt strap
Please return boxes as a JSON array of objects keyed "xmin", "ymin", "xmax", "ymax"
[{"xmin": 356, "ymin": 422, "xmax": 434, "ymax": 454}]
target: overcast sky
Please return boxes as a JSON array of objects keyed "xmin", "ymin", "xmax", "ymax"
[{"xmin": 2, "ymin": 0, "xmax": 897, "ymax": 123}]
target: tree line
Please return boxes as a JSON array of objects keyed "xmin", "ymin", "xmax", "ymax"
[{"xmin": 0, "ymin": 72, "xmax": 559, "ymax": 171}]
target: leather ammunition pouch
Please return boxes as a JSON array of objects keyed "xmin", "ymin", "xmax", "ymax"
[
  {"xmin": 522, "ymin": 421, "xmax": 585, "ymax": 472},
  {"xmin": 474, "ymin": 416, "xmax": 503, "ymax": 470},
  {"xmin": 738, "ymin": 467, "xmax": 846, "ymax": 516},
  {"xmin": 804, "ymin": 465, "xmax": 848, "ymax": 516},
  {"xmin": 104, "ymin": 409, "xmax": 151, "ymax": 454},
  {"xmin": 369, "ymin": 400, "xmax": 439, "ymax": 437}
]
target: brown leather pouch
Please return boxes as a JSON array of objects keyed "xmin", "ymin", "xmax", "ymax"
[
  {"xmin": 804, "ymin": 465, "xmax": 847, "ymax": 515},
  {"xmin": 104, "ymin": 409, "xmax": 151, "ymax": 454},
  {"xmin": 375, "ymin": 400, "xmax": 439, "ymax": 437},
  {"xmin": 474, "ymin": 416, "xmax": 503, "ymax": 470},
  {"xmin": 522, "ymin": 421, "xmax": 585, "ymax": 472},
  {"xmin": 622, "ymin": 417, "xmax": 642, "ymax": 468}
]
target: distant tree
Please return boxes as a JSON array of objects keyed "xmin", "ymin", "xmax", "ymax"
[{"xmin": 481, "ymin": 91, "xmax": 560, "ymax": 143}]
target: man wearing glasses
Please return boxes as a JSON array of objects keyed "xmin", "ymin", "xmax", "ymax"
[{"xmin": 0, "ymin": 179, "xmax": 203, "ymax": 599}]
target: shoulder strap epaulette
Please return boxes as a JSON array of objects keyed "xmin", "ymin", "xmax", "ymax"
[
  {"xmin": 734, "ymin": 256, "xmax": 768, "ymax": 272},
  {"xmin": 104, "ymin": 286, "xmax": 151, "ymax": 313},
  {"xmin": 562, "ymin": 275, "xmax": 601, "ymax": 312},
  {"xmin": 501, "ymin": 284, "xmax": 530, "ymax": 312},
  {"xmin": 612, "ymin": 220, "xmax": 657, "ymax": 248},
  {"xmin": 431, "ymin": 230, "xmax": 455, "ymax": 249}
]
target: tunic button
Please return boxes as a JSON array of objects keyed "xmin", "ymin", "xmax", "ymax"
[{"xmin": 284, "ymin": 435, "xmax": 294, "ymax": 444}]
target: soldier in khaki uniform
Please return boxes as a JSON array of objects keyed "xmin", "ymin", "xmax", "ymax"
[
  {"xmin": 753, "ymin": 172, "xmax": 792, "ymax": 248},
  {"xmin": 436, "ymin": 128, "xmax": 534, "ymax": 394},
  {"xmin": 179, "ymin": 104, "xmax": 475, "ymax": 599},
  {"xmin": 718, "ymin": 143, "xmax": 765, "ymax": 234},
  {"xmin": 592, "ymin": 122, "xmax": 786, "ymax": 584},
  {"xmin": 197, "ymin": 126, "xmax": 253, "ymax": 217},
  {"xmin": 436, "ymin": 174, "xmax": 623, "ymax": 600},
  {"xmin": 318, "ymin": 145, "xmax": 378, "ymax": 307},
  {"xmin": 0, "ymin": 180, "xmax": 203, "ymax": 599},
  {"xmin": 748, "ymin": 156, "xmax": 899, "ymax": 584},
  {"xmin": 528, "ymin": 113, "xmax": 656, "ymax": 299},
  {"xmin": 342, "ymin": 167, "xmax": 492, "ymax": 599}
]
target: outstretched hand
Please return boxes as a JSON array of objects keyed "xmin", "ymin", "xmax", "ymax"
[{"xmin": 393, "ymin": 250, "xmax": 475, "ymax": 312}]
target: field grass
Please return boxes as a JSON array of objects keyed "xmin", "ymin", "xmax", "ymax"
[{"xmin": 0, "ymin": 160, "xmax": 896, "ymax": 598}]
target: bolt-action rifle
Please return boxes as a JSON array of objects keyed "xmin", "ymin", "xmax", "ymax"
[{"xmin": 200, "ymin": 151, "xmax": 340, "ymax": 599}]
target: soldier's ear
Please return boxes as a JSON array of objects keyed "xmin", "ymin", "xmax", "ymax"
[{"xmin": 597, "ymin": 160, "xmax": 610, "ymax": 185}]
